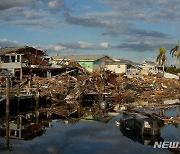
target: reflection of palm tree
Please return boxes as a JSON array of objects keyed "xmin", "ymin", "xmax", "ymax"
[
  {"xmin": 170, "ymin": 41, "xmax": 180, "ymax": 68},
  {"xmin": 156, "ymin": 47, "xmax": 167, "ymax": 73}
]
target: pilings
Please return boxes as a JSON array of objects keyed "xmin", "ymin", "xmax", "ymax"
[
  {"xmin": 6, "ymin": 77, "xmax": 10, "ymax": 150},
  {"xmin": 35, "ymin": 84, "xmax": 39, "ymax": 124}
]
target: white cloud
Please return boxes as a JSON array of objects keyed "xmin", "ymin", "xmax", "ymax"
[
  {"xmin": 0, "ymin": 38, "xmax": 22, "ymax": 48},
  {"xmin": 47, "ymin": 0, "xmax": 65, "ymax": 13},
  {"xmin": 50, "ymin": 45, "xmax": 67, "ymax": 52},
  {"xmin": 100, "ymin": 42, "xmax": 109, "ymax": 48},
  {"xmin": 46, "ymin": 41, "xmax": 110, "ymax": 53},
  {"xmin": 48, "ymin": 0, "xmax": 59, "ymax": 9},
  {"xmin": 78, "ymin": 41, "xmax": 93, "ymax": 49},
  {"xmin": 46, "ymin": 44, "xmax": 67, "ymax": 52}
]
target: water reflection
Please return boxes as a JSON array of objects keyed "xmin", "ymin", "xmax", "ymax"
[
  {"xmin": 0, "ymin": 98, "xmax": 114, "ymax": 150},
  {"xmin": 119, "ymin": 122, "xmax": 179, "ymax": 154},
  {"xmin": 0, "ymin": 111, "xmax": 52, "ymax": 141},
  {"xmin": 119, "ymin": 112, "xmax": 162, "ymax": 143},
  {"xmin": 0, "ymin": 99, "xmax": 179, "ymax": 154},
  {"xmin": 119, "ymin": 111, "xmax": 180, "ymax": 154},
  {"xmin": 120, "ymin": 124, "xmax": 164, "ymax": 146}
]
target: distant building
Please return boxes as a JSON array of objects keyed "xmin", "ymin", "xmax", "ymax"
[
  {"xmin": 106, "ymin": 58, "xmax": 140, "ymax": 74},
  {"xmin": 51, "ymin": 55, "xmax": 113, "ymax": 72},
  {"xmin": 140, "ymin": 61, "xmax": 159, "ymax": 73}
]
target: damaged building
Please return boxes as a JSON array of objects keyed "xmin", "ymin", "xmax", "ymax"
[
  {"xmin": 51, "ymin": 55, "xmax": 113, "ymax": 72},
  {"xmin": 0, "ymin": 46, "xmax": 51, "ymax": 79},
  {"xmin": 106, "ymin": 58, "xmax": 141, "ymax": 74}
]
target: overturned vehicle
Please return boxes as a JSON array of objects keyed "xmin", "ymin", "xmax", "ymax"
[{"xmin": 120, "ymin": 112, "xmax": 160, "ymax": 136}]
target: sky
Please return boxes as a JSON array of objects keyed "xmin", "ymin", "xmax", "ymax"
[{"xmin": 0, "ymin": 0, "xmax": 179, "ymax": 65}]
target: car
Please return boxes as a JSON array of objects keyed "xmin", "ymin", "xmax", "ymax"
[{"xmin": 120, "ymin": 112, "xmax": 160, "ymax": 136}]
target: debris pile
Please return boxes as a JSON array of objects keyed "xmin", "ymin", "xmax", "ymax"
[
  {"xmin": 0, "ymin": 61, "xmax": 179, "ymax": 126},
  {"xmin": 2, "ymin": 67, "xmax": 178, "ymax": 107}
]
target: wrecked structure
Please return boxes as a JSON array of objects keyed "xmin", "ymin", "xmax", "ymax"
[
  {"xmin": 51, "ymin": 55, "xmax": 113, "ymax": 72},
  {"xmin": 0, "ymin": 49, "xmax": 179, "ymax": 116},
  {"xmin": 0, "ymin": 46, "xmax": 50, "ymax": 79},
  {"xmin": 0, "ymin": 47, "xmax": 91, "ymax": 80},
  {"xmin": 0, "ymin": 47, "xmax": 179, "ymax": 107},
  {"xmin": 0, "ymin": 47, "xmax": 179, "ymax": 151}
]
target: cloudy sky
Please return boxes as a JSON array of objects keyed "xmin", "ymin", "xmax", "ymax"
[{"xmin": 0, "ymin": 0, "xmax": 179, "ymax": 64}]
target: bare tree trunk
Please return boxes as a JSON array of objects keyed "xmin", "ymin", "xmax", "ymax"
[
  {"xmin": 163, "ymin": 65, "xmax": 165, "ymax": 74},
  {"xmin": 176, "ymin": 57, "xmax": 178, "ymax": 68},
  {"xmin": 177, "ymin": 40, "xmax": 180, "ymax": 68}
]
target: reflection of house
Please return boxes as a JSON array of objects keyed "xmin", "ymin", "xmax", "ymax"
[
  {"xmin": 0, "ymin": 112, "xmax": 52, "ymax": 140},
  {"xmin": 8, "ymin": 115, "xmax": 47, "ymax": 140},
  {"xmin": 83, "ymin": 115, "xmax": 113, "ymax": 123},
  {"xmin": 0, "ymin": 46, "xmax": 50, "ymax": 79},
  {"xmin": 51, "ymin": 55, "xmax": 113, "ymax": 72},
  {"xmin": 106, "ymin": 59, "xmax": 140, "ymax": 74}
]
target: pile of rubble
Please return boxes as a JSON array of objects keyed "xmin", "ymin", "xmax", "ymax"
[
  {"xmin": 116, "ymin": 73, "xmax": 180, "ymax": 103},
  {"xmin": 1, "ymin": 61, "xmax": 179, "ymax": 109},
  {"xmin": 0, "ymin": 66, "xmax": 180, "ymax": 130},
  {"xmin": 27, "ymin": 69, "xmax": 180, "ymax": 107}
]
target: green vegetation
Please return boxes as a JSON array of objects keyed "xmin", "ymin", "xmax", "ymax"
[
  {"xmin": 166, "ymin": 66, "xmax": 180, "ymax": 75},
  {"xmin": 170, "ymin": 41, "xmax": 180, "ymax": 68},
  {"xmin": 156, "ymin": 47, "xmax": 167, "ymax": 73}
]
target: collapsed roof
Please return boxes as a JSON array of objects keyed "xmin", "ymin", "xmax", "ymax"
[
  {"xmin": 0, "ymin": 46, "xmax": 49, "ymax": 66},
  {"xmin": 0, "ymin": 46, "xmax": 46, "ymax": 56}
]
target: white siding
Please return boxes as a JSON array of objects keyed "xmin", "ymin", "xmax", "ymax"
[
  {"xmin": 141, "ymin": 64, "xmax": 157, "ymax": 72},
  {"xmin": 2, "ymin": 62, "xmax": 22, "ymax": 69},
  {"xmin": 106, "ymin": 64, "xmax": 126, "ymax": 74}
]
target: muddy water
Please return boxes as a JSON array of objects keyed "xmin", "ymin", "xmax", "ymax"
[{"xmin": 0, "ymin": 107, "xmax": 179, "ymax": 154}]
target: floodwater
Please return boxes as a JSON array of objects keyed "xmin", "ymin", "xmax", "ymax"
[{"xmin": 0, "ymin": 105, "xmax": 179, "ymax": 154}]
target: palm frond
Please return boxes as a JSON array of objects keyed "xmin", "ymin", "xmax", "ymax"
[
  {"xmin": 159, "ymin": 47, "xmax": 166, "ymax": 55},
  {"xmin": 170, "ymin": 48, "xmax": 176, "ymax": 57},
  {"xmin": 170, "ymin": 46, "xmax": 179, "ymax": 57}
]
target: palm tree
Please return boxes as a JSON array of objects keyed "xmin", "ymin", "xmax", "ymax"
[
  {"xmin": 170, "ymin": 41, "xmax": 180, "ymax": 68},
  {"xmin": 156, "ymin": 47, "xmax": 167, "ymax": 73}
]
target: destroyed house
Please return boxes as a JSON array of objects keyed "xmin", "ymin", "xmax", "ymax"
[
  {"xmin": 51, "ymin": 55, "xmax": 113, "ymax": 72},
  {"xmin": 0, "ymin": 46, "xmax": 50, "ymax": 79}
]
